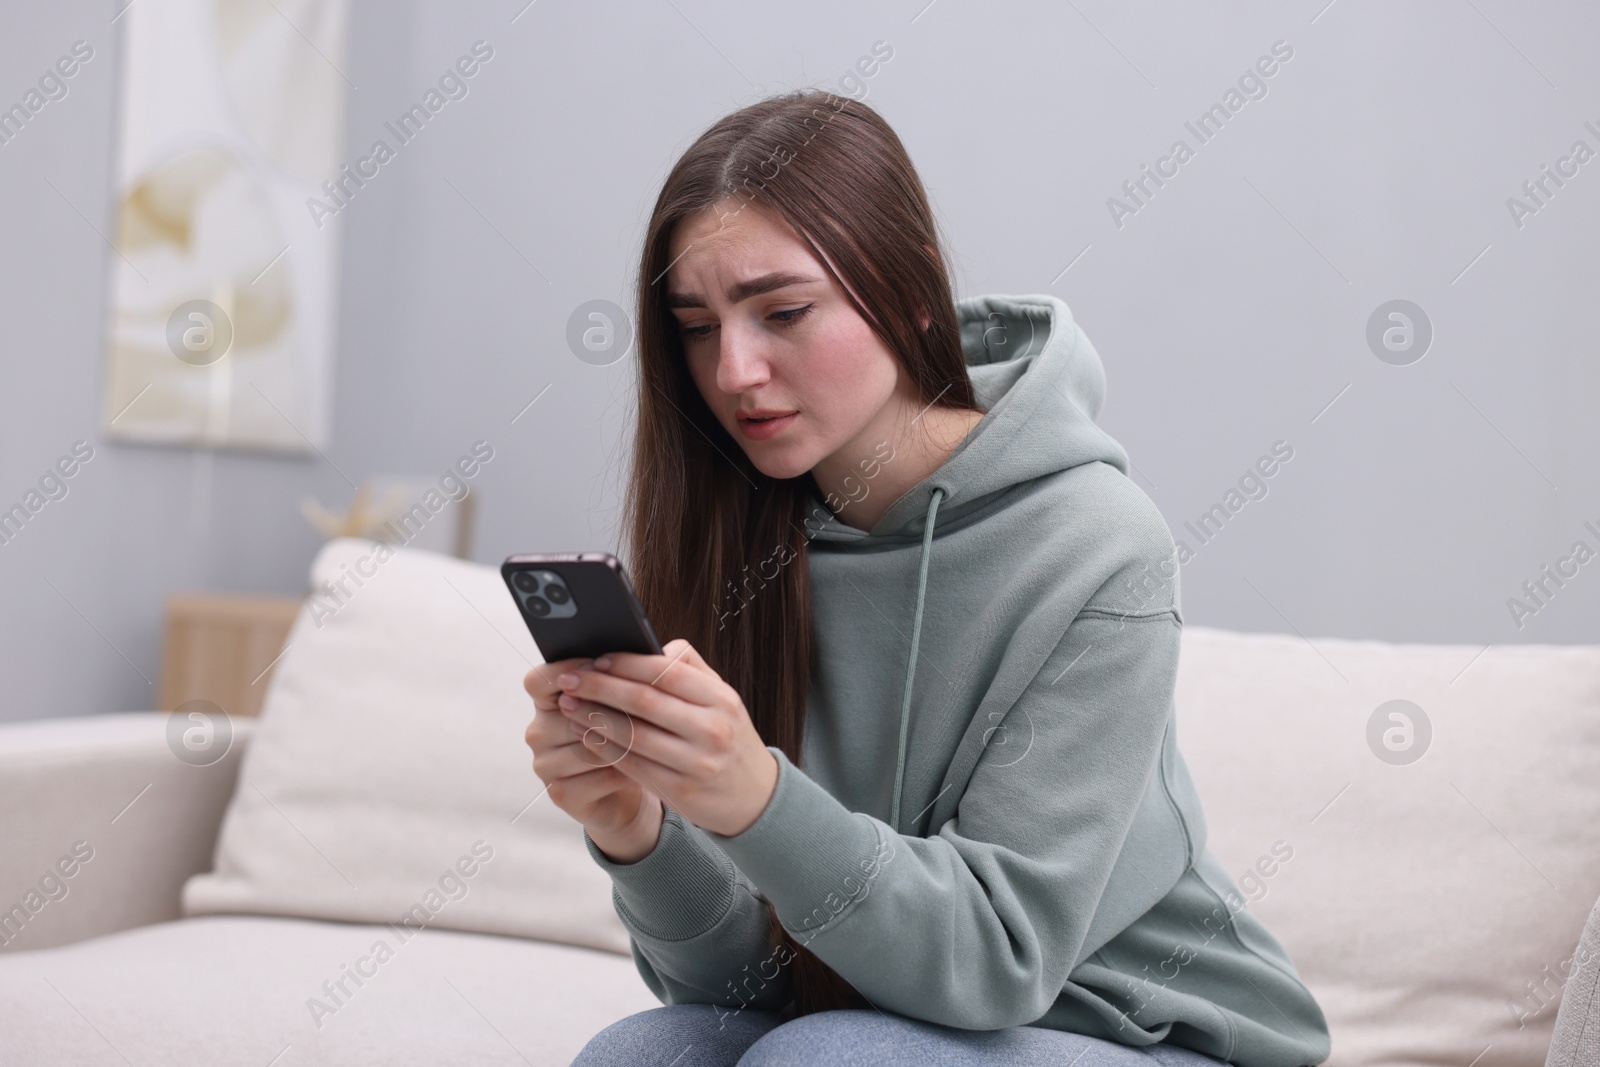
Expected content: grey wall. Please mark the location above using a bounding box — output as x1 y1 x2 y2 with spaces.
2 0 1596 724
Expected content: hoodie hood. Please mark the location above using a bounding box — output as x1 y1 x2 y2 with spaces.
803 293 1130 543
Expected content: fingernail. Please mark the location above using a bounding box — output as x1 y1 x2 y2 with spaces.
558 694 577 710
594 656 612 670
558 672 578 689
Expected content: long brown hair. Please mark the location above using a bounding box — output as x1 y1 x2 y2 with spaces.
621 89 979 1016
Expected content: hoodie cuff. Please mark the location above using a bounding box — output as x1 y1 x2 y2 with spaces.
702 746 884 936
583 806 738 942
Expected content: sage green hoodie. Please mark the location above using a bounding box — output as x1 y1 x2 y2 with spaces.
583 293 1331 1067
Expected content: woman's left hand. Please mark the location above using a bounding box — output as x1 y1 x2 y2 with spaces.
553 638 778 838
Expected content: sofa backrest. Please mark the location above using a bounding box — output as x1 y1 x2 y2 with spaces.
1173 626 1600 1067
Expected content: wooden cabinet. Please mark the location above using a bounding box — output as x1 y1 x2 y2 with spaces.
158 593 303 718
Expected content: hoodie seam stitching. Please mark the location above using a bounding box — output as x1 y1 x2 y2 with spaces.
1075 608 1180 624
1188 865 1315 1058
1156 721 1201 869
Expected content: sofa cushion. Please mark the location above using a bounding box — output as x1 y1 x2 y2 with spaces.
0 915 655 1066
182 538 631 956
1173 626 1600 1067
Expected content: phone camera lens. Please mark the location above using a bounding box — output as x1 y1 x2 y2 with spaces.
544 584 570 605
513 571 540 593
526 596 550 617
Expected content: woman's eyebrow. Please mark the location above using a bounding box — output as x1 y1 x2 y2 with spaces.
666 271 820 309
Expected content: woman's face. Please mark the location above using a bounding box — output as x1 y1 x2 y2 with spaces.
665 198 905 481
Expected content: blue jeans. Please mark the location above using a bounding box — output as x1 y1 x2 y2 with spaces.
571 1004 1233 1066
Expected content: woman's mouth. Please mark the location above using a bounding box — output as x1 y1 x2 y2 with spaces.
736 411 798 441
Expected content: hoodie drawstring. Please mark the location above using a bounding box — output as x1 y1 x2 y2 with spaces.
890 487 944 835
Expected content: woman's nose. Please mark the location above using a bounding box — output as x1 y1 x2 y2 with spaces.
716 331 771 393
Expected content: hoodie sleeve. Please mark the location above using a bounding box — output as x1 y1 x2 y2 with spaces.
700 604 1184 1031
582 805 792 1013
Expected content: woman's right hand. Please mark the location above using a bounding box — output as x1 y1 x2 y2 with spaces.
523 658 665 863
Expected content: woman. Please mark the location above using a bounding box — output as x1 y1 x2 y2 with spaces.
524 88 1331 1067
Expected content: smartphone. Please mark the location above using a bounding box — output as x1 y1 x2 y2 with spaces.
501 553 663 664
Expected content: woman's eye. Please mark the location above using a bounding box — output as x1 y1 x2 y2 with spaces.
679 304 810 339
770 304 813 325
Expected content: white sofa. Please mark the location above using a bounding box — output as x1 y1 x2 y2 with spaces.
1 537 1596 1067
